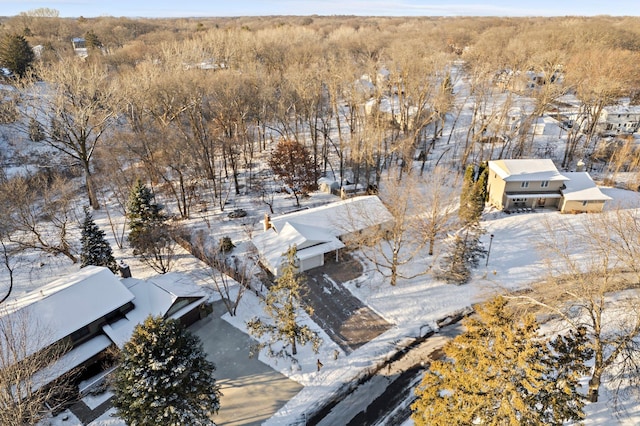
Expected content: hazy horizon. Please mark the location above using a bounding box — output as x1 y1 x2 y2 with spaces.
2 0 638 19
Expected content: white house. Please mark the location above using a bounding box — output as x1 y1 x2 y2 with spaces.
252 195 393 276
597 105 640 136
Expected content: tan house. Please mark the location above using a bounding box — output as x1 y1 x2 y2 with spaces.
487 159 611 213
559 172 612 213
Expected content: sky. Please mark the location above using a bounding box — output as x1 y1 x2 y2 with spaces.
1 0 639 18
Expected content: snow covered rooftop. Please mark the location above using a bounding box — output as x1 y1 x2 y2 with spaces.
253 222 346 275
0 266 134 359
103 273 207 347
254 196 391 275
561 172 612 201
489 159 569 182
268 195 393 236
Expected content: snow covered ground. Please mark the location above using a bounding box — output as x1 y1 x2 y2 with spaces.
29 183 640 426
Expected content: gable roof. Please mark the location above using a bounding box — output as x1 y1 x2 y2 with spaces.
252 222 345 275
268 195 393 236
253 196 392 275
489 159 569 182
560 172 612 201
102 273 207 347
0 266 134 359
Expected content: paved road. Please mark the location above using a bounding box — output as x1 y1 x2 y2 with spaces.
191 301 303 426
302 254 393 354
311 323 464 426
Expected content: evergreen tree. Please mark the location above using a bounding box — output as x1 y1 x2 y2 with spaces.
0 33 34 78
412 297 588 426
127 179 163 245
80 206 118 273
84 30 102 51
438 223 486 284
126 180 176 273
247 246 321 358
112 315 222 426
459 163 486 225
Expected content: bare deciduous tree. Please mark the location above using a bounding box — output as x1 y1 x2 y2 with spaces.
510 213 640 407
0 173 79 263
0 307 72 424
19 57 120 209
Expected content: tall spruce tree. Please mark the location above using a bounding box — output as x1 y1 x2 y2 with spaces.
126 180 176 273
80 207 118 273
0 33 34 78
412 296 589 426
247 246 321 358
112 315 222 425
440 163 487 284
126 179 163 245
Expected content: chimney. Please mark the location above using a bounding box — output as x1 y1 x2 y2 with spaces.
264 213 272 231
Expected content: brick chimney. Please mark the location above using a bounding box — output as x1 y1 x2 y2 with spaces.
264 213 272 231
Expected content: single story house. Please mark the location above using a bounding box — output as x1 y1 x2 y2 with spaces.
252 195 393 276
0 266 208 396
487 159 611 213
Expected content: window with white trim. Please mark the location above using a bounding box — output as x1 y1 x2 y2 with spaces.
541 181 549 188
521 181 529 188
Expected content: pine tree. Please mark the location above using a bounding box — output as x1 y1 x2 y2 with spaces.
247 246 321 358
80 206 118 273
112 315 222 426
126 179 163 245
438 223 486 285
412 297 588 426
0 33 34 78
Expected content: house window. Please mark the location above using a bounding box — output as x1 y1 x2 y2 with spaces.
541 181 549 188
582 200 588 206
521 181 529 188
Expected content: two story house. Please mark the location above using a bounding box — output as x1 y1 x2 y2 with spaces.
488 159 569 211
487 159 611 213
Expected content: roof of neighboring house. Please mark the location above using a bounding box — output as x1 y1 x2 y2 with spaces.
253 222 345 274
602 105 640 116
254 196 392 274
489 159 570 182
268 195 393 236
560 172 612 201
0 266 135 359
102 273 207 347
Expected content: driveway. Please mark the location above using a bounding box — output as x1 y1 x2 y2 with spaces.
302 253 393 354
191 300 303 425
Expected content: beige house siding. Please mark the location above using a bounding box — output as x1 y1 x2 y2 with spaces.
488 174 563 210
487 171 507 209
560 199 606 213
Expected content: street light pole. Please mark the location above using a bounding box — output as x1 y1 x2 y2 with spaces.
485 233 494 267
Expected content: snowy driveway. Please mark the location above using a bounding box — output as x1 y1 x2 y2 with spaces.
191 301 303 425
302 254 393 353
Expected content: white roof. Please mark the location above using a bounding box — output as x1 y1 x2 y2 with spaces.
103 273 207 347
489 159 569 182
0 266 134 359
268 195 393 237
255 196 391 275
253 222 346 275
561 172 612 201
